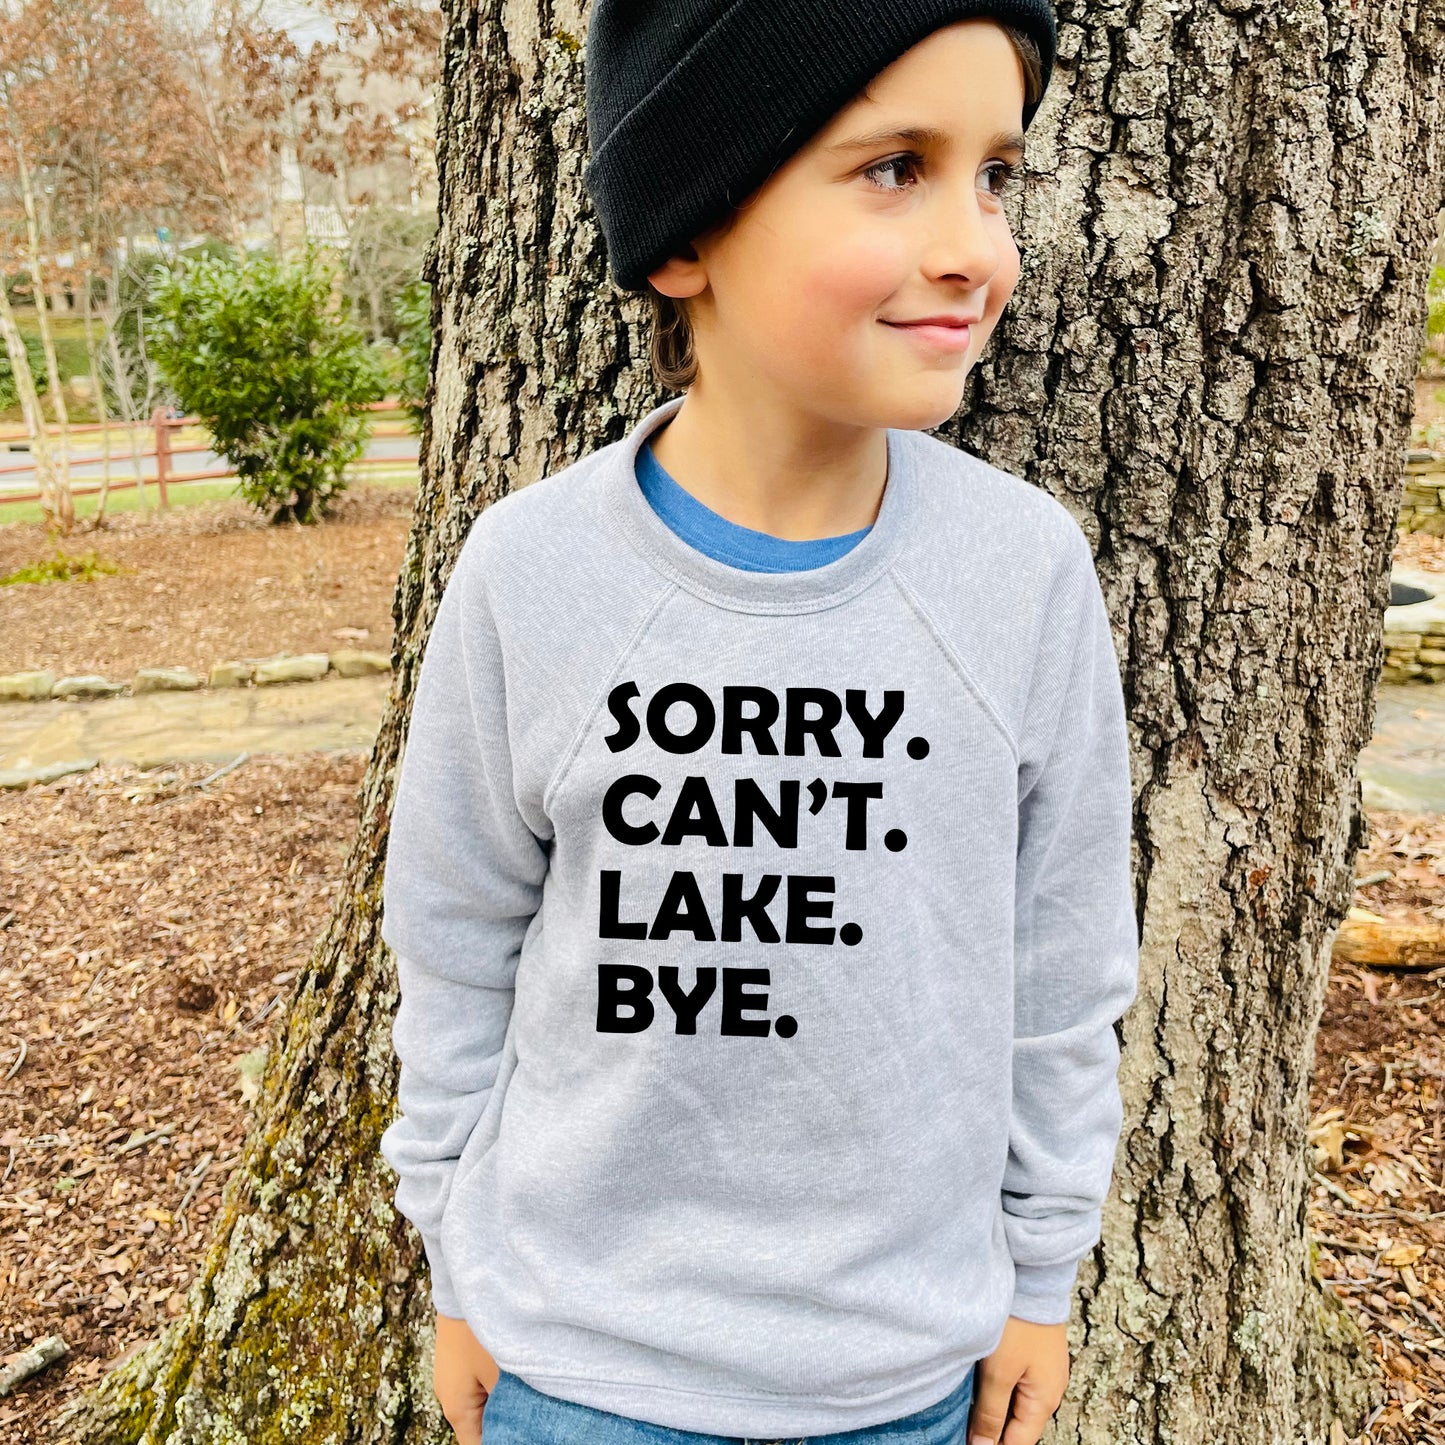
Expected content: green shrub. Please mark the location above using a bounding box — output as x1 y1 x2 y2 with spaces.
395 278 431 433
150 247 386 524
0 330 49 412
1426 263 1445 375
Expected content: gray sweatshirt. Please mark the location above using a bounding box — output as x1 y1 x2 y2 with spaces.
379 394 1139 1438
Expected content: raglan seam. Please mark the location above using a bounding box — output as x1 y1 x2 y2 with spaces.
1017 577 1097 808
887 568 1019 765
1012 532 1099 803
541 577 681 815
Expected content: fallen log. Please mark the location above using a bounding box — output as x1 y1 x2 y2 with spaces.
0 1334 68 1396
1332 907 1445 970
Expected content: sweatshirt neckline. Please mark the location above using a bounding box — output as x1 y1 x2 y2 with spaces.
604 395 916 615
636 437 873 572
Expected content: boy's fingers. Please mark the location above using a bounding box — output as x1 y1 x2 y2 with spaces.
966 1366 1016 1445
999 1384 1056 1445
440 1385 487 1445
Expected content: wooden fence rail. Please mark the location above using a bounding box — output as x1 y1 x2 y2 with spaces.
0 400 415 510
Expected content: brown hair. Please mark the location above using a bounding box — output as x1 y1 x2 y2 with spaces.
644 24 1044 393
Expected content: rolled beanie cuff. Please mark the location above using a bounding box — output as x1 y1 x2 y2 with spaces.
583 0 1056 292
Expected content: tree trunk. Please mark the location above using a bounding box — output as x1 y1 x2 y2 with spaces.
1 71 72 528
0 275 60 528
926 4 1444 1440
52 2 1445 1443
82 259 114 527
103 264 156 500
101 269 150 514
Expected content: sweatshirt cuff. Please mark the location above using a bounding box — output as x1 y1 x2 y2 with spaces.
420 1229 464 1319
1008 1258 1081 1325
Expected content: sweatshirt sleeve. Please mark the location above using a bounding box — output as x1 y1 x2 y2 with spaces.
378 531 549 1319
1002 530 1139 1326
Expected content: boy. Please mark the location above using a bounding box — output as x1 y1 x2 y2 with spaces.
379 3 1140 1444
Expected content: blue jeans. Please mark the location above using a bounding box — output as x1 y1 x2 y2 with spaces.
480 1363 977 1445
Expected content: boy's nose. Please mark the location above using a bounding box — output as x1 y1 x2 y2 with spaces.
915 195 1007 288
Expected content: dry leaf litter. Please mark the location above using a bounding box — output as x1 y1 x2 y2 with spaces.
1 752 366 1440
0 486 411 679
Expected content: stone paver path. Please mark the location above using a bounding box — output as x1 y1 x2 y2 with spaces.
0 673 1442 813
0 673 390 775
1362 682 1445 814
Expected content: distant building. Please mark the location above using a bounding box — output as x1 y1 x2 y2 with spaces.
267 44 438 256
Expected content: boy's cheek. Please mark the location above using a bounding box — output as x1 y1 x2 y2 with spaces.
799 216 1022 340
819 231 912 299
785 236 915 337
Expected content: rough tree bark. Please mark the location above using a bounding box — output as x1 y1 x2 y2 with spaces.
52 0 1445 1442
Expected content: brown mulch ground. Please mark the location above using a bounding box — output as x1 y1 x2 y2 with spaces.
0 486 413 680
0 764 1439 1439
1315 810 1445 1443
0 753 367 1443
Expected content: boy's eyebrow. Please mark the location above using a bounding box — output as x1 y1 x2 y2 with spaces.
827 125 1026 158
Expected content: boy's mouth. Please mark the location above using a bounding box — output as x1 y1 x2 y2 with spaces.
880 315 977 353
883 312 982 327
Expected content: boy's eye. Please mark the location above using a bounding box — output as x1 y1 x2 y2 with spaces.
982 160 1019 197
861 154 1020 197
861 153 924 191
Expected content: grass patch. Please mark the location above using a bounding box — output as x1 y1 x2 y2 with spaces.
0 478 238 528
0 310 94 423
1 549 125 586
15 309 91 380
0 466 417 528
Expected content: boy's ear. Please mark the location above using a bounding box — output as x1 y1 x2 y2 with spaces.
646 243 708 299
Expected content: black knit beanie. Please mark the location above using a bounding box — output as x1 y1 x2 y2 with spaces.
582 0 1057 294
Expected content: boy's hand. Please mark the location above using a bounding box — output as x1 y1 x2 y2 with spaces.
967 1316 1070 1445
434 1312 500 1445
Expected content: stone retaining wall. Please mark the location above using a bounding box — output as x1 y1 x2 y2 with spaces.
1384 566 1445 683
1402 450 1445 534
0 650 391 704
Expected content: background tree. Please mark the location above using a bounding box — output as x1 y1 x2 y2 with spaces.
53 2 1445 1443
393 275 430 430
313 0 444 81
165 0 300 246
0 1 73 523
0 268 59 524
343 203 435 343
0 0 275 529
37 0 227 520
151 246 385 524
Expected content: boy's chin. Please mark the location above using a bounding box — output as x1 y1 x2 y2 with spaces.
873 380 968 431
776 375 967 431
